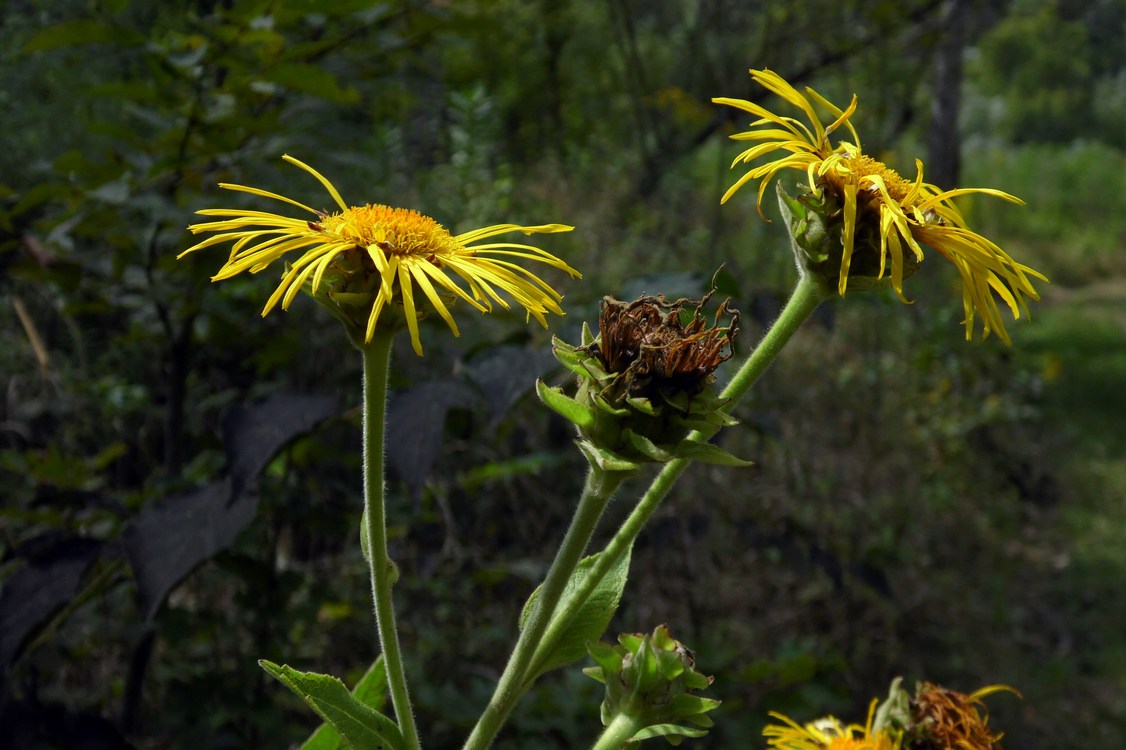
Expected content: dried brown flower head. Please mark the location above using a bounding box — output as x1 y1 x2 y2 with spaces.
909 682 1017 750
590 293 739 401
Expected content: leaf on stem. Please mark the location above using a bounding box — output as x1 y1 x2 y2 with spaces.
300 656 390 750
519 544 634 681
259 660 403 750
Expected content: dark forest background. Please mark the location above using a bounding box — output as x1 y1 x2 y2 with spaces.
2 0 1125 748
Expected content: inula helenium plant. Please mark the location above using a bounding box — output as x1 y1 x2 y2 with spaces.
180 67 1033 750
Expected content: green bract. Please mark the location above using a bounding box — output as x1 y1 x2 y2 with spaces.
584 625 720 746
777 180 921 294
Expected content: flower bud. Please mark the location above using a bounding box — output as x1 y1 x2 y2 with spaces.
585 625 720 745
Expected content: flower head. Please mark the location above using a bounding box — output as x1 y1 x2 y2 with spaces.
590 293 739 402
764 702 901 750
761 702 900 747
537 291 748 472
714 69 1046 344
908 682 1018 750
180 155 579 354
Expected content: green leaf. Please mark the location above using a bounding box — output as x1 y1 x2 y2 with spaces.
301 657 390 750
265 63 361 104
536 380 595 429
523 544 634 680
259 661 403 750
22 20 144 52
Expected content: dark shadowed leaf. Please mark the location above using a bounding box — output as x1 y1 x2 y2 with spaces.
266 63 361 103
123 480 257 622
0 537 101 667
463 345 558 425
386 380 479 500
0 698 136 749
223 392 338 500
21 20 145 52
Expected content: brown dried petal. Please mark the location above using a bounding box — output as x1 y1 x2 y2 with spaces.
590 293 739 399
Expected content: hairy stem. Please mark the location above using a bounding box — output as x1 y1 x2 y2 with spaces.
362 331 421 750
529 274 827 679
590 712 643 750
463 467 626 750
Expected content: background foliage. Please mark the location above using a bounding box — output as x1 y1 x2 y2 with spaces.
2 0 1124 748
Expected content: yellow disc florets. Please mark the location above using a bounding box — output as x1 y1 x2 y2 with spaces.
320 204 464 259
849 155 912 202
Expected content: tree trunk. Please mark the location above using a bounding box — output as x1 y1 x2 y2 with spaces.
928 0 965 190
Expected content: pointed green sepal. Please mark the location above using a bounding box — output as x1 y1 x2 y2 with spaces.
625 395 660 417
777 180 831 263
580 320 596 346
671 440 753 467
576 440 642 474
551 337 591 377
625 429 675 462
536 379 596 430
632 724 710 743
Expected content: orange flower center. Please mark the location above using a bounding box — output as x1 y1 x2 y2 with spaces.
320 204 463 257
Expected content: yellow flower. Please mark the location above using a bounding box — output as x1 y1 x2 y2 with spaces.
714 69 1046 344
761 702 900 747
180 155 580 355
764 702 901 750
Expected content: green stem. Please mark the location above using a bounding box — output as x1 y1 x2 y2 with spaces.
361 331 421 750
463 467 626 750
590 713 643 750
529 274 827 674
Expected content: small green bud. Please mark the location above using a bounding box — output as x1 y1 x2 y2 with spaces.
539 292 750 471
584 625 720 746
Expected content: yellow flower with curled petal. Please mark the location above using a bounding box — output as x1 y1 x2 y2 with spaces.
714 68 1046 344
180 155 580 354
764 700 901 750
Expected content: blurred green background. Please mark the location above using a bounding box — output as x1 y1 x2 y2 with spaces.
2 0 1124 748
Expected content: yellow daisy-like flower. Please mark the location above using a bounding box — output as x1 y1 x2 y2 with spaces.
764 701 901 750
180 155 580 355
714 68 1046 344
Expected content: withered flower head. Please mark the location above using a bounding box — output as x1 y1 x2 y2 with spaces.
591 292 739 401
536 288 749 472
908 682 1018 750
